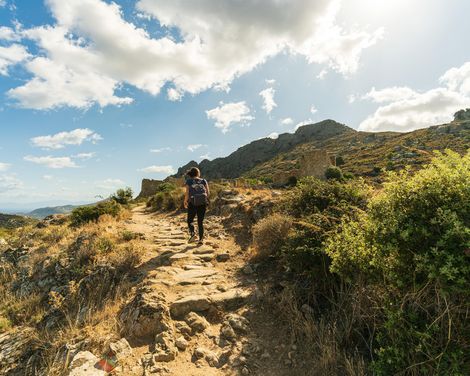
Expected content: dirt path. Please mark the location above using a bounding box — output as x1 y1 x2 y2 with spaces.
108 206 302 376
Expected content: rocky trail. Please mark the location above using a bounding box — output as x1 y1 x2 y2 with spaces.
69 206 303 376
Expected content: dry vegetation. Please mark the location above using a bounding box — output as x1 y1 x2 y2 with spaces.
0 201 146 375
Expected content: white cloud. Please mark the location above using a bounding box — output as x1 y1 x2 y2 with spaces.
0 174 23 193
24 155 78 169
0 1 6 8
0 162 10 171
265 79 276 85
199 153 211 160
206 101 254 133
0 26 19 41
73 152 96 160
150 147 172 153
42 175 53 180
187 144 203 152
167 88 183 101
359 61 470 132
348 94 357 104
317 69 328 79
280 117 294 126
96 178 125 190
259 87 277 114
310 105 318 114
267 132 279 139
295 119 314 131
0 44 29 75
31 128 102 150
138 165 175 174
362 86 418 103
5 0 381 109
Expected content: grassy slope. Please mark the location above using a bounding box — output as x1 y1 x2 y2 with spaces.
244 120 470 181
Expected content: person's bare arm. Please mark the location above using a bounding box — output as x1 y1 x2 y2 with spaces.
205 181 210 197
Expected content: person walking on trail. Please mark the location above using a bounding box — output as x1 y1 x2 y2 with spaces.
184 167 209 245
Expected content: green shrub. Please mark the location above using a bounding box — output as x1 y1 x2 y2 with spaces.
252 213 293 259
327 150 470 289
70 201 121 226
110 187 133 205
325 150 470 375
120 230 137 241
148 186 185 212
325 165 343 180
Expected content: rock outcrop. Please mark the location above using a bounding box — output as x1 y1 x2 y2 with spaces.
174 120 351 179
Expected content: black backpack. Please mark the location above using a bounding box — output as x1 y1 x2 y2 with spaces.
188 178 208 206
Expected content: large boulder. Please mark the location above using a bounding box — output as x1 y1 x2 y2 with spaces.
119 287 172 338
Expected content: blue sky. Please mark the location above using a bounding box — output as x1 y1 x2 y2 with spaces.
1 0 470 209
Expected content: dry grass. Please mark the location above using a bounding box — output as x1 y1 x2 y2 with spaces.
252 213 293 259
262 285 369 376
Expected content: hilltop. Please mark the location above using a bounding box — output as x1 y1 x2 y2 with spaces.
171 117 469 185
27 205 81 220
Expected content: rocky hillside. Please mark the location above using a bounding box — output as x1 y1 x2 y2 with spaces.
174 120 352 179
27 205 79 220
0 213 36 229
173 116 470 183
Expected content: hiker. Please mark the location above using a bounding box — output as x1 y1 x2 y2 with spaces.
184 167 209 245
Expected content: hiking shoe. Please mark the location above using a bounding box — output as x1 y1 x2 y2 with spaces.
198 238 204 245
188 232 196 243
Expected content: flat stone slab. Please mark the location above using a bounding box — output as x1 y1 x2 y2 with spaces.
210 289 251 310
176 269 217 280
170 295 211 317
193 246 215 255
183 264 206 270
197 254 214 262
169 253 190 261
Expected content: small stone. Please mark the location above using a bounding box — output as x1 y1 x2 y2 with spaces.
216 253 230 262
185 312 209 333
220 322 236 341
242 265 254 275
174 321 192 336
226 314 249 333
175 336 188 351
241 366 250 375
205 351 219 367
194 347 206 359
170 295 211 317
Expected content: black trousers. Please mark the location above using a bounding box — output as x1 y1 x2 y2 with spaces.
187 203 206 239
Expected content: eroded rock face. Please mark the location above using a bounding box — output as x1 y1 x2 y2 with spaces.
0 327 35 375
153 331 178 362
119 287 172 338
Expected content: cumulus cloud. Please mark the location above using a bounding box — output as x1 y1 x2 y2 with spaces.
0 1 6 8
0 44 29 75
138 165 175 174
5 0 381 109
0 26 19 41
0 162 10 171
317 69 328 79
206 101 254 133
295 119 314 131
187 144 203 152
267 132 279 139
73 152 96 160
362 86 418 103
96 178 125 190
280 117 294 126
259 87 277 114
359 61 470 132
150 147 172 153
24 155 78 168
0 174 23 193
31 128 102 149
310 105 318 114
